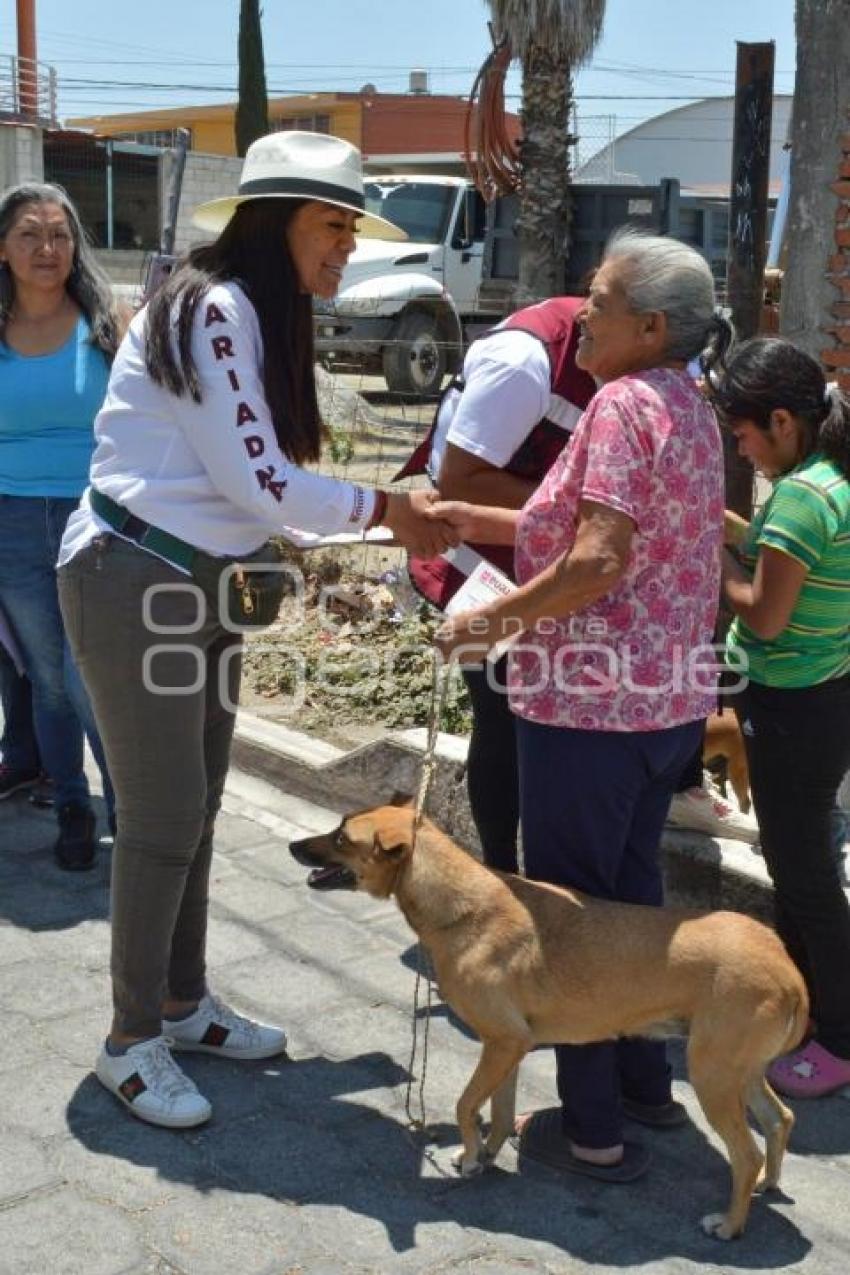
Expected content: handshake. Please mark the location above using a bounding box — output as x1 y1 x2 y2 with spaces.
380 489 516 558
379 490 524 667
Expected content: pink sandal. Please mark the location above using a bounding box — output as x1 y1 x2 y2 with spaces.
767 1040 850 1098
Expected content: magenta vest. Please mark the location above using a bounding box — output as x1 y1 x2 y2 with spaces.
395 297 596 610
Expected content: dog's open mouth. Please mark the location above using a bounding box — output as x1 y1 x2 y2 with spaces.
289 832 358 890
306 864 357 891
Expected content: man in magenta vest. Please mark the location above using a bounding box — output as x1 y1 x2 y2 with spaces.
397 298 596 872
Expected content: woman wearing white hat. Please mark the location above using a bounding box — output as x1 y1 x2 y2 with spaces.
55 131 458 1129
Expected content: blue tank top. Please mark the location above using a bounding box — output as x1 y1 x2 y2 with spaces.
0 316 110 497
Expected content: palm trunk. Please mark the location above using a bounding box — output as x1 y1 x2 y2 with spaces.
781 0 850 360
515 44 573 306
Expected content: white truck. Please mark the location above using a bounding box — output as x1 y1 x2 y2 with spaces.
313 175 496 398
313 173 698 397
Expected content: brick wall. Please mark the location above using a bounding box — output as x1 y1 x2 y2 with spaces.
362 94 520 159
823 122 850 391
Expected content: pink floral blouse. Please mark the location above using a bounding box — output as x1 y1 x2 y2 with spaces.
508 367 724 731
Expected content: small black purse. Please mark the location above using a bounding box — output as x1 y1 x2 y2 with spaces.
193 540 287 630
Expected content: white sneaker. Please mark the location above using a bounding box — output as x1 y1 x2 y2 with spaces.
163 993 288 1060
666 782 760 844
95 1035 212 1128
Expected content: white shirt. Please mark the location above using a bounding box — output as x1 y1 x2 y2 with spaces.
427 328 552 481
59 282 376 565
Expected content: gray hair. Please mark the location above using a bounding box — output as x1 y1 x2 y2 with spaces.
602 227 725 363
0 181 119 361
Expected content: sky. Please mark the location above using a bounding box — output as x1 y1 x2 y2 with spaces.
1 0 796 142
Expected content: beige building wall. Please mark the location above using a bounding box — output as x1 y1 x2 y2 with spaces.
69 96 364 158
0 122 44 187
190 116 236 156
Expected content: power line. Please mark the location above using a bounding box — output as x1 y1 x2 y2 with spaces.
5 35 797 82
18 55 799 78
56 87 764 104
52 71 781 102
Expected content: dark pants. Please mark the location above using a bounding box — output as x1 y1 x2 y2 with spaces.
736 674 850 1058
517 714 702 1148
675 737 703 791
0 646 39 773
59 535 241 1039
461 655 519 873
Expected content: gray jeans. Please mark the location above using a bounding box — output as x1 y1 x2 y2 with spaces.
58 534 241 1038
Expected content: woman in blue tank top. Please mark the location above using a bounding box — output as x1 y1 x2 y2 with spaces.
0 181 121 869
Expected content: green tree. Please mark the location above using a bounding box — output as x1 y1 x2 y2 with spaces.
235 0 269 158
487 0 606 304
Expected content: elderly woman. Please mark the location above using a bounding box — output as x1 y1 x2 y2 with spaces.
436 229 729 1182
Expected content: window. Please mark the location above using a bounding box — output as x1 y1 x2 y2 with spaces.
271 114 330 134
451 189 486 246
364 181 456 245
112 129 192 149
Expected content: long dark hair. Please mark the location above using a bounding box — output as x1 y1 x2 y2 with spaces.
707 337 850 481
144 198 321 465
0 181 119 361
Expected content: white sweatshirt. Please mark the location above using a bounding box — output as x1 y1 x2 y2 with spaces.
59 281 375 565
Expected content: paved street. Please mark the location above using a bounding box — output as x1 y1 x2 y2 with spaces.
1 758 849 1274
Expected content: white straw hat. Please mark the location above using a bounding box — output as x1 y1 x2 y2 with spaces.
192 130 406 241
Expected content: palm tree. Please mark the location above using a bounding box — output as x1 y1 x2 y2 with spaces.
781 0 850 364
487 0 606 305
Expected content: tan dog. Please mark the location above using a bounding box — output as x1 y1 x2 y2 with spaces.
290 800 808 1240
704 711 751 813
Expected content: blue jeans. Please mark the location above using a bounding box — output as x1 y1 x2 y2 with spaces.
0 643 39 772
517 714 703 1148
0 496 112 814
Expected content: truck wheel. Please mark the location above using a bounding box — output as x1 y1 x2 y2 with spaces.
382 309 448 399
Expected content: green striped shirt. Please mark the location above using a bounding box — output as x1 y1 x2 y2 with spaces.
726 453 850 687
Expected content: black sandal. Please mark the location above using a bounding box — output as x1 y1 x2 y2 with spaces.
516 1108 651 1183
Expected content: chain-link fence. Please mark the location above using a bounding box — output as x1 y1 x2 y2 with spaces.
574 114 629 181
43 133 160 252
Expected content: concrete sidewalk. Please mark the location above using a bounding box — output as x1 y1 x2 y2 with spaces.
1 729 849 1273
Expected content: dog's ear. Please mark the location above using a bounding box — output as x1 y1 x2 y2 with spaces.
387 792 414 809
372 832 408 861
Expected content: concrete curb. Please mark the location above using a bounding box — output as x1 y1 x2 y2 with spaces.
232 710 776 921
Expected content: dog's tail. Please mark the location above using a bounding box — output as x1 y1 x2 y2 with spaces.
778 984 810 1059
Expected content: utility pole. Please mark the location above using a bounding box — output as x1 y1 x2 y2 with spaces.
725 41 775 517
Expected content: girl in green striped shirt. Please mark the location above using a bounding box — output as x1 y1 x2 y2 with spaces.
711 337 850 1100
